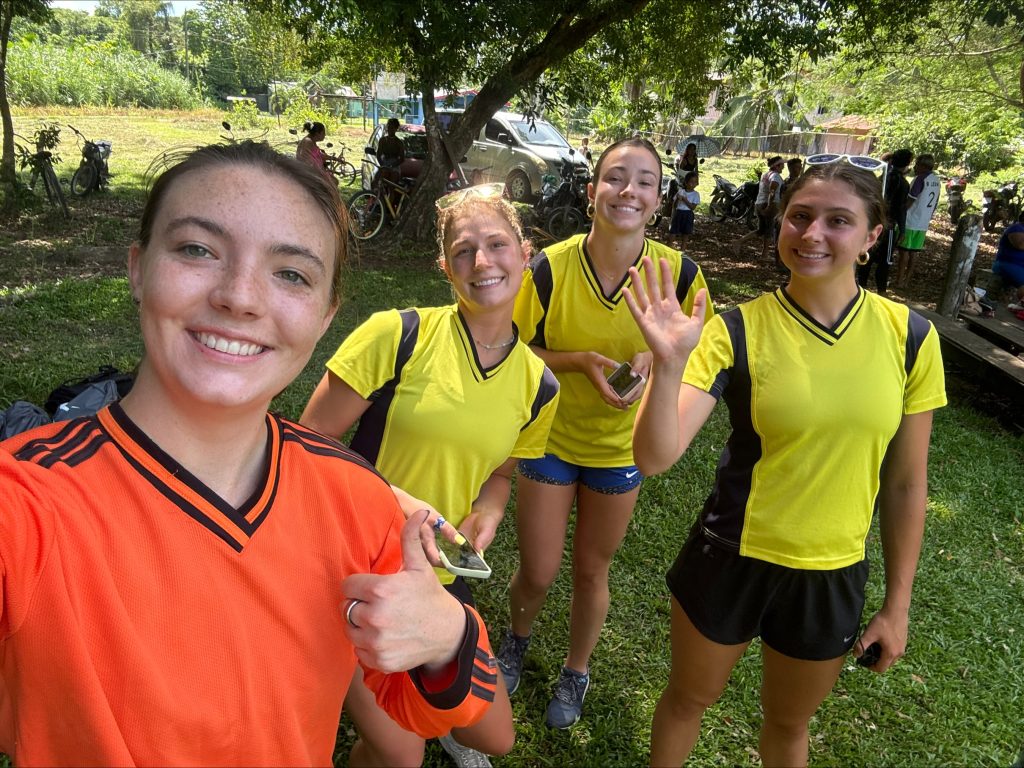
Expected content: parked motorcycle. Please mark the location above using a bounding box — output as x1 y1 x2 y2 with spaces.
535 151 590 238
708 173 759 230
67 124 112 196
945 175 969 224
981 178 1024 231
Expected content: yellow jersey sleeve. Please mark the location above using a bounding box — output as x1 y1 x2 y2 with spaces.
508 368 559 459
325 310 403 399
905 322 947 414
682 313 735 397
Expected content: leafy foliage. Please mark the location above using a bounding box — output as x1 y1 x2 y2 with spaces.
7 40 201 109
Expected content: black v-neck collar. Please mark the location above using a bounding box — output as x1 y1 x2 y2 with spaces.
453 307 518 382
579 237 649 308
99 403 280 552
773 286 866 346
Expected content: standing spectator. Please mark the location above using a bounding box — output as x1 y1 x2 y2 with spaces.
895 154 941 288
576 136 593 167
675 142 700 174
295 121 334 185
736 156 785 262
859 148 913 296
669 171 700 250
782 157 803 193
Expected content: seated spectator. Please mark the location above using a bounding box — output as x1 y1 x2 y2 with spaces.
993 211 1024 307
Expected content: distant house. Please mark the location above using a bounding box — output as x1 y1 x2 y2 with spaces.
812 115 878 155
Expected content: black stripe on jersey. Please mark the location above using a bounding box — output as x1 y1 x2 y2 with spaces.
470 682 497 703
41 429 108 469
409 605 480 710
522 367 559 431
351 309 420 466
701 309 760 548
116 444 245 552
529 251 553 349
905 310 932 375
472 663 498 687
278 419 387 485
675 257 699 304
14 417 98 463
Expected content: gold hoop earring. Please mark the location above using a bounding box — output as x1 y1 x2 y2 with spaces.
856 251 870 266
647 211 658 227
586 202 595 219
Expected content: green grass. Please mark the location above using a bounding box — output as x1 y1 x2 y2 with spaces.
2 261 1021 768
2 108 1022 767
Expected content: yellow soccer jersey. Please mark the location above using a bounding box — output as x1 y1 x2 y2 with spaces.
326 305 559 583
683 287 947 570
515 235 713 467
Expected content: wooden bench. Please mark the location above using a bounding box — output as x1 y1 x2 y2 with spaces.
912 304 1024 401
958 304 1024 355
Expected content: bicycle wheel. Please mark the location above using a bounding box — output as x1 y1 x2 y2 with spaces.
348 192 386 240
546 206 585 239
71 164 97 197
42 163 69 217
336 161 358 186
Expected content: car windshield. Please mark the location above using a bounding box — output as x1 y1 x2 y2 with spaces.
401 131 427 159
508 119 569 148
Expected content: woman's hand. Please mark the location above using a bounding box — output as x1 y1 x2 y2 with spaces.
618 350 653 406
458 506 504 553
854 604 910 674
623 256 707 367
578 350 631 410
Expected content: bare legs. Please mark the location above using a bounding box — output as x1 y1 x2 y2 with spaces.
650 599 845 768
895 248 916 288
508 477 639 675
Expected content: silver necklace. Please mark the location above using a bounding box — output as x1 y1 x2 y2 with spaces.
475 334 516 350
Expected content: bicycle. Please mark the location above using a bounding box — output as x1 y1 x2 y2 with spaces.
347 155 415 240
14 126 69 218
324 143 358 186
67 124 113 197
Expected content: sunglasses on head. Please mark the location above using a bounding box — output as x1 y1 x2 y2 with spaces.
805 154 888 196
436 182 507 210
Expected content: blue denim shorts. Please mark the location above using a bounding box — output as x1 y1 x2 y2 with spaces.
518 453 643 495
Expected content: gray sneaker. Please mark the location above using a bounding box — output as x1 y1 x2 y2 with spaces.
438 733 492 768
545 666 590 729
495 628 530 695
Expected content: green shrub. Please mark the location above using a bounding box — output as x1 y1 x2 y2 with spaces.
8 39 202 110
281 89 338 134
228 98 263 129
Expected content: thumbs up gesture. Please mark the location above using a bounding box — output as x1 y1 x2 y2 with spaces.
342 509 466 673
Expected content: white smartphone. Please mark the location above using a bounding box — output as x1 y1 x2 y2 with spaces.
606 362 646 399
437 535 492 579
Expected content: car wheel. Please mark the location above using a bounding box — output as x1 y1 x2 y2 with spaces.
506 170 532 203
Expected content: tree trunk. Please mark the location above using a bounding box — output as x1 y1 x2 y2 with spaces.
384 0 652 246
0 1 18 199
938 213 982 317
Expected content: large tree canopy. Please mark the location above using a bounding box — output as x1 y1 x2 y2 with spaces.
256 1 931 239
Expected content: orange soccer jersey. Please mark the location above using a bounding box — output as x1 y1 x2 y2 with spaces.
0 404 495 767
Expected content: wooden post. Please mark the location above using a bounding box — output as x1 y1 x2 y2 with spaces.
937 213 982 317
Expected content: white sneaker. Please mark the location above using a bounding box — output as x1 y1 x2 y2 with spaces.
438 733 493 768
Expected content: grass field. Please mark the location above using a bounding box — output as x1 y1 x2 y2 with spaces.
1 109 1023 767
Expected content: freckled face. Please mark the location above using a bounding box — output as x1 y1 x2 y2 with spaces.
128 165 338 413
777 178 882 284
589 145 661 234
442 207 527 315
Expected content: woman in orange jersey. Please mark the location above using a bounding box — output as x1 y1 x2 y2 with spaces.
0 141 494 766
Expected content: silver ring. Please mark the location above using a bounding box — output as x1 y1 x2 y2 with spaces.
345 598 364 629
433 515 446 532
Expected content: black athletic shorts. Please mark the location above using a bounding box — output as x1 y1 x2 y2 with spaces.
666 525 869 661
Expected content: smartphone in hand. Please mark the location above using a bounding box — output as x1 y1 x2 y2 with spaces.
606 362 645 399
856 641 881 667
437 535 492 579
